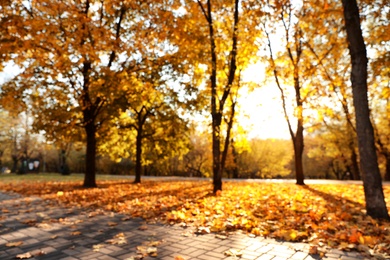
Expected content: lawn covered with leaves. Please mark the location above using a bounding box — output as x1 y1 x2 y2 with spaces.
0 174 389 257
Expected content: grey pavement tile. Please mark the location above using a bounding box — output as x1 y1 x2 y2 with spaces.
107 249 130 257
5 247 24 255
203 250 228 259
62 248 80 256
198 253 226 260
156 249 176 258
241 253 260 260
273 256 293 260
97 255 119 260
179 246 200 255
255 254 275 260
193 242 221 251
79 251 105 259
255 244 274 254
188 249 207 258
213 245 232 253
267 249 295 258
290 251 310 259
160 244 186 253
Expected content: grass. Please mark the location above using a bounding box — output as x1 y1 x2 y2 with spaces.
0 173 132 183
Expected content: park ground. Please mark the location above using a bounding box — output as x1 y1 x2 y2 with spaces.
0 174 389 259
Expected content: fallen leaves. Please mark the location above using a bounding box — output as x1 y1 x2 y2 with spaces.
136 240 162 257
107 233 127 245
0 179 389 257
15 250 45 259
6 241 23 247
15 252 32 259
224 248 243 257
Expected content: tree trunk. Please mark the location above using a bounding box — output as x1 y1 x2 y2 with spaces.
134 127 142 184
231 139 239 179
83 123 97 187
342 0 389 219
11 155 18 173
198 0 239 193
349 146 360 180
384 156 390 181
293 61 305 185
293 126 305 185
212 114 222 193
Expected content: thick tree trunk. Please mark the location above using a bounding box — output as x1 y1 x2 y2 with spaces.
342 0 389 219
83 123 97 187
81 62 97 187
384 156 390 181
134 128 142 184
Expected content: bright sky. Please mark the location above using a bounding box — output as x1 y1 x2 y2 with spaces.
240 64 291 140
0 61 291 140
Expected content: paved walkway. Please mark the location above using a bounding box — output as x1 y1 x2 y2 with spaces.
0 191 372 260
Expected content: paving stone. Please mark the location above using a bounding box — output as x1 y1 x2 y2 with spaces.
267 249 295 258
188 249 207 257
256 254 275 260
198 254 224 260
255 244 274 254
290 251 309 259
203 250 228 259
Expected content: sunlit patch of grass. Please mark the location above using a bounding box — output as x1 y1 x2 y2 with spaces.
0 173 131 183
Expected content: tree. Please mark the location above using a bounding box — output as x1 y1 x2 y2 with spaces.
1 0 177 187
261 0 308 185
365 0 390 181
301 0 360 180
100 65 191 182
341 0 389 219
189 0 259 192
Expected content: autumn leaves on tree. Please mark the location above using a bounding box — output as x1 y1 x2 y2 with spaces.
0 0 389 219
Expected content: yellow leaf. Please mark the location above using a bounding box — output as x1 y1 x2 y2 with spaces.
15 252 32 259
224 249 243 257
6 241 23 247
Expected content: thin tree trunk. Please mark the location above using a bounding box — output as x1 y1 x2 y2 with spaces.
212 116 223 193
198 0 239 193
342 0 389 219
349 145 360 180
294 128 305 185
83 123 97 187
263 15 305 186
134 127 142 183
231 139 239 179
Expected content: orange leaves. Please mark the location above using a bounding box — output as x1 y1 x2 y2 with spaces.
1 179 390 256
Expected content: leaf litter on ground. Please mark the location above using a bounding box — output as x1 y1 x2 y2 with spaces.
0 179 389 257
